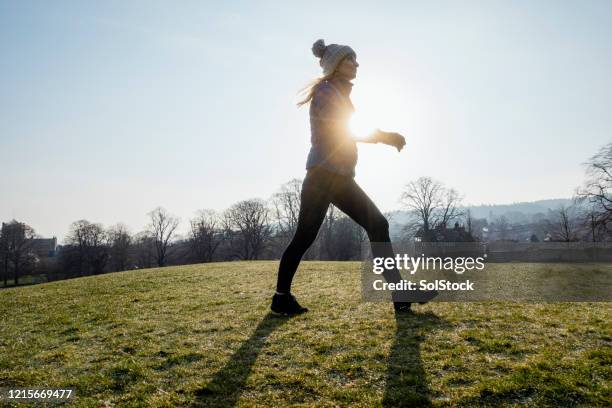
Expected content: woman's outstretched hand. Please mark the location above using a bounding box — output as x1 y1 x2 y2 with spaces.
376 129 406 152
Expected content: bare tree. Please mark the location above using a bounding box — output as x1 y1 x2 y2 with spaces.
494 215 510 240
332 214 364 260
320 205 338 260
578 202 608 242
440 188 463 228
223 199 272 260
575 142 612 236
65 220 109 275
399 177 464 241
87 226 109 275
108 223 132 272
270 178 302 245
553 204 578 242
383 211 398 241
133 231 156 269
147 207 180 267
0 228 8 286
65 220 89 275
189 209 222 263
0 220 36 285
465 209 473 236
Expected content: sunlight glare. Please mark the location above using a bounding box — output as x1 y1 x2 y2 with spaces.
348 77 411 140
349 112 377 139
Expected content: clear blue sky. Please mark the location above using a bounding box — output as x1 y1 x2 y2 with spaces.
1 0 611 241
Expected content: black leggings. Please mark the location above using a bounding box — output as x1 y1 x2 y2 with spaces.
276 166 402 294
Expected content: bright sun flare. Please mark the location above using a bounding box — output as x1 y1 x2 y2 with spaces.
349 112 378 139
347 78 409 140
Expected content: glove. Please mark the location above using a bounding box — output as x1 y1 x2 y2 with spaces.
376 129 406 152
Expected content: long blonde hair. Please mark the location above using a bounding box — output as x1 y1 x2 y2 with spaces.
295 72 337 107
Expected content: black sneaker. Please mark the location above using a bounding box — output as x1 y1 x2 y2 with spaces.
393 302 412 314
271 293 309 316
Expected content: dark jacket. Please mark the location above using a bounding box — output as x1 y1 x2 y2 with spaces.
305 78 358 177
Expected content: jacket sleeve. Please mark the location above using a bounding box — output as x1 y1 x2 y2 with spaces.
355 129 383 144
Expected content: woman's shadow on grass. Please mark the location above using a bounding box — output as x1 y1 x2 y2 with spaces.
192 312 289 407
382 311 450 407
192 309 449 407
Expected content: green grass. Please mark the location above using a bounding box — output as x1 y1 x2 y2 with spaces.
0 261 610 407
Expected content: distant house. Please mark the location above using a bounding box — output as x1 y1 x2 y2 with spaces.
30 237 58 257
414 222 476 242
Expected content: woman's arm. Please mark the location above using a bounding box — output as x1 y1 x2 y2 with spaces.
355 129 383 144
311 83 405 152
356 128 407 152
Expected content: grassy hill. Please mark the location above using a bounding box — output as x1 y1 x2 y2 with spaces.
1 261 610 407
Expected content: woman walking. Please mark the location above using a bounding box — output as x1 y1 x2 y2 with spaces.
272 39 420 316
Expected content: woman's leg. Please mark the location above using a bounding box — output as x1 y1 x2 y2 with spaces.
275 170 332 294
329 177 393 244
329 177 404 291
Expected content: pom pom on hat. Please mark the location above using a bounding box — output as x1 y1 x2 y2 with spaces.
312 39 327 58
311 39 356 76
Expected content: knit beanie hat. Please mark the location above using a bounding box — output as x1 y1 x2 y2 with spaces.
312 39 356 76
